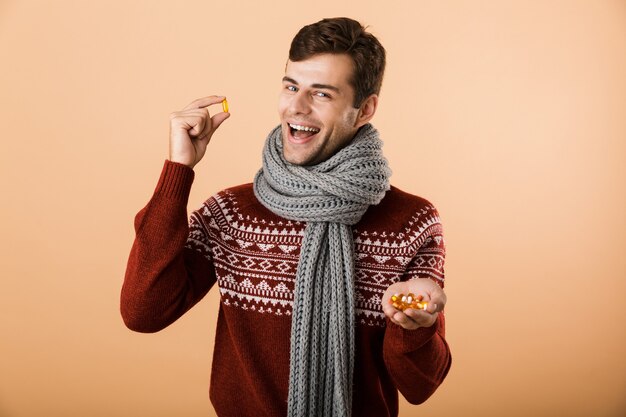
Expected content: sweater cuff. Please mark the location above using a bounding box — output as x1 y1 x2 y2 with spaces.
385 315 440 354
154 159 195 201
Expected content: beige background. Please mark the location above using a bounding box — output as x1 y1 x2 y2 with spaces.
1 0 625 416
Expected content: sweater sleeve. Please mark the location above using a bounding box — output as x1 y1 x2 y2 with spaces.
120 159 217 333
382 209 452 404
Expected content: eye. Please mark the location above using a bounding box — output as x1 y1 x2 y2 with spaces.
315 91 330 98
286 85 297 92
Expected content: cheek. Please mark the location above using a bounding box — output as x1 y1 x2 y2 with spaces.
328 112 354 135
343 108 358 126
278 95 289 115
317 107 339 128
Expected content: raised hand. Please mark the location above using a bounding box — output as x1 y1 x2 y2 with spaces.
168 95 230 168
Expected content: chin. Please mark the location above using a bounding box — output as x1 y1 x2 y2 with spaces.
283 151 309 166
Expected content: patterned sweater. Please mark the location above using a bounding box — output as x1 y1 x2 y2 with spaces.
121 160 451 417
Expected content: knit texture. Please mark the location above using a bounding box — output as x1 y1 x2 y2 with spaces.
253 124 391 417
122 158 452 416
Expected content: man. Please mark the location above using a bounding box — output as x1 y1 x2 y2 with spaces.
121 17 451 417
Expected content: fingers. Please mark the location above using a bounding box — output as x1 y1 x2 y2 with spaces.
183 95 227 111
383 300 424 330
406 277 446 314
210 111 231 132
425 302 441 314
381 294 397 317
197 112 231 141
381 280 445 330
426 291 447 314
389 310 417 329
193 99 231 140
404 308 437 327
382 292 410 328
384 300 438 330
185 110 209 136
389 309 438 330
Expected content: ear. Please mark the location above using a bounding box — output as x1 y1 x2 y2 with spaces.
354 94 379 129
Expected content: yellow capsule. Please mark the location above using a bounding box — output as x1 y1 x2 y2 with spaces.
222 98 229 113
415 301 428 310
390 293 432 312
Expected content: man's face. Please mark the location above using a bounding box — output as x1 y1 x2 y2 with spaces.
278 53 362 166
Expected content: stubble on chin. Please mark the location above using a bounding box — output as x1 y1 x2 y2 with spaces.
283 148 312 166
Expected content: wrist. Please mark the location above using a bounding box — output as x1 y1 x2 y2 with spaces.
168 158 195 170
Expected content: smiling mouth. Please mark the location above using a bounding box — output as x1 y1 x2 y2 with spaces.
288 123 321 141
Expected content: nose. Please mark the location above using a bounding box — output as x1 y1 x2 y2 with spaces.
288 90 311 115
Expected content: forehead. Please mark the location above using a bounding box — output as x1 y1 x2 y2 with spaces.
284 53 354 87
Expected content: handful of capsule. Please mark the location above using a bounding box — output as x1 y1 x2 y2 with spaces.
390 293 428 311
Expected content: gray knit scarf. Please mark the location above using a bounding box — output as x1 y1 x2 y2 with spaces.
253 123 391 417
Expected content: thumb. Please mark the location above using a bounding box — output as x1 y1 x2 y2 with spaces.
211 111 231 131
426 292 446 314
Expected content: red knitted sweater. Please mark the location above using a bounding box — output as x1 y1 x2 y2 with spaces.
121 160 451 417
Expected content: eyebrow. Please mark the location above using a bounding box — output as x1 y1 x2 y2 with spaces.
282 76 341 94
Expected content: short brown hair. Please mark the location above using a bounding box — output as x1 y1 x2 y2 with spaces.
288 17 386 108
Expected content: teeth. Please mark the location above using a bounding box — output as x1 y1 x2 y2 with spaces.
289 123 320 133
